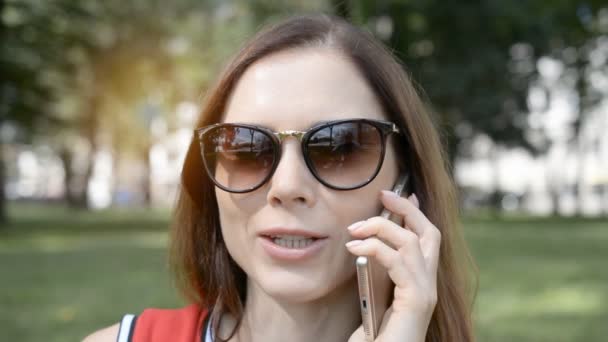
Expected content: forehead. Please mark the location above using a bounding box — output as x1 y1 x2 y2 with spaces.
222 47 386 131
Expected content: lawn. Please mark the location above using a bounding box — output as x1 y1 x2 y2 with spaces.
1 204 606 341
465 215 608 341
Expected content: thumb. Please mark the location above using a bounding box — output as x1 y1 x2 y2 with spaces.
348 324 366 342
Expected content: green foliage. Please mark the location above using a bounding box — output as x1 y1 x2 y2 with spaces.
0 0 81 140
2 0 607 152
346 0 607 158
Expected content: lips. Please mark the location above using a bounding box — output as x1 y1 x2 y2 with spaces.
258 227 328 239
257 227 329 261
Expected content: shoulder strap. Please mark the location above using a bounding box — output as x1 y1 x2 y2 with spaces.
130 304 208 342
117 314 137 342
201 308 212 342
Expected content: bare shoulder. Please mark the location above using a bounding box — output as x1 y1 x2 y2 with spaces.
81 323 120 342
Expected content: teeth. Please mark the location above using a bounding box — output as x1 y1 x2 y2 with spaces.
271 234 317 240
273 237 316 249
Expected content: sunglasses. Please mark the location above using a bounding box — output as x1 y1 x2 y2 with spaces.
195 118 401 193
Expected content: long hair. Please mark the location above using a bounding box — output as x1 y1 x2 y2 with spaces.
169 14 477 342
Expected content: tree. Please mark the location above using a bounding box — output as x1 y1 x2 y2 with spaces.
340 0 606 213
0 0 84 222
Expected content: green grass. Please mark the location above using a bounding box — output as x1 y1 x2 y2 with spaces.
0 203 181 342
465 215 608 341
1 203 606 341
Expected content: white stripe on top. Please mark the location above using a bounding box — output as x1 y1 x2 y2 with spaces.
116 312 213 342
117 314 135 342
204 315 213 342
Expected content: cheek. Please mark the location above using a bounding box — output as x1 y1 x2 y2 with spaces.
328 161 398 234
215 190 252 266
328 190 384 235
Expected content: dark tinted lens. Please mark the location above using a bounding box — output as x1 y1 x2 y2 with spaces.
306 121 383 188
201 125 275 191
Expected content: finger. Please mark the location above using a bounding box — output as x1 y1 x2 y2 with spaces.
425 228 441 278
380 191 442 274
379 191 431 237
347 216 420 251
411 193 420 208
345 237 418 288
347 325 364 342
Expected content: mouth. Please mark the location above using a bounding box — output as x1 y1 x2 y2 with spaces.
262 234 323 249
258 229 329 261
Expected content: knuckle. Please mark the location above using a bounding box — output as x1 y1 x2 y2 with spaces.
366 217 382 232
402 229 418 244
433 228 442 244
369 216 384 223
388 251 403 268
368 237 382 249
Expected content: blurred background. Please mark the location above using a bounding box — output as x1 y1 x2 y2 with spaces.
1 0 607 341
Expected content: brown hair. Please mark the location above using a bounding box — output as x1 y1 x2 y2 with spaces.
170 13 477 342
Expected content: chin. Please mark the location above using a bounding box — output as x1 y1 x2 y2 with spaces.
253 266 356 303
256 270 327 302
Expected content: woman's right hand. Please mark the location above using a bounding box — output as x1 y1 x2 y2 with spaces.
346 192 441 342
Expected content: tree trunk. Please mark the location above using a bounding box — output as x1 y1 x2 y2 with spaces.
141 145 151 207
603 183 608 217
59 146 77 207
575 128 586 216
0 142 7 224
69 93 101 210
548 183 561 216
573 58 589 217
489 145 503 216
0 1 7 224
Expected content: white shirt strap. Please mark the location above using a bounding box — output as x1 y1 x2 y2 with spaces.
117 314 136 342
204 314 213 342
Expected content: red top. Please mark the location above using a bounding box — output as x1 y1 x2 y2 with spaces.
130 304 209 342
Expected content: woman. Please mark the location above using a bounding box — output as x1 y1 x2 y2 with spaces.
84 14 477 342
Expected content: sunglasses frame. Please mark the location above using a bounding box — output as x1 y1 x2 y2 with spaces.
194 118 401 193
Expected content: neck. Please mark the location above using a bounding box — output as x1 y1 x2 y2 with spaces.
216 276 361 342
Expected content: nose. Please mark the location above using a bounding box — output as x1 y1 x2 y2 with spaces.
266 138 316 208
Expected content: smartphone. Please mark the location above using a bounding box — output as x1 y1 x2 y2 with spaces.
355 172 410 341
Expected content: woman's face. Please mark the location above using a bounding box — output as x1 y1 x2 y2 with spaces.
216 47 400 303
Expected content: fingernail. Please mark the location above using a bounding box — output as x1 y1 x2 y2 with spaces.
345 240 363 248
381 190 399 198
347 221 365 231
411 193 420 208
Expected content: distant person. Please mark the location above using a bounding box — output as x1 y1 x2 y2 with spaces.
84 14 476 342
